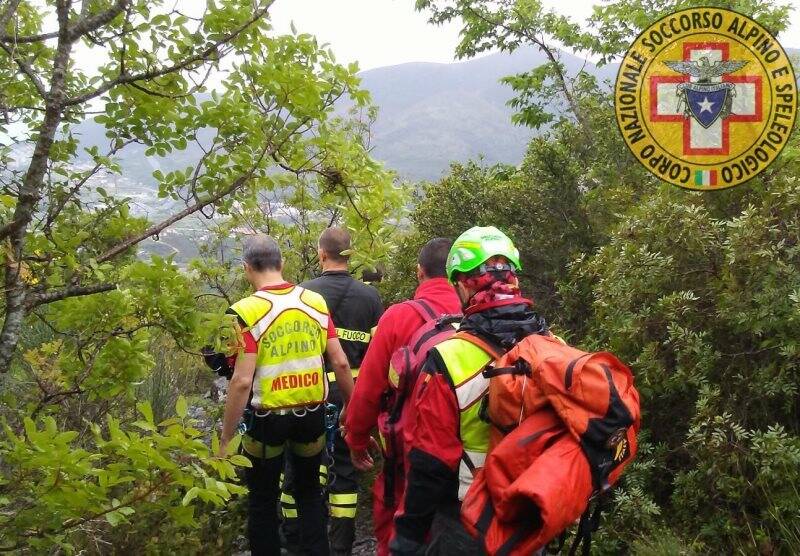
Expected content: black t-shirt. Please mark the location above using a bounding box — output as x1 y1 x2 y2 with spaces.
301 270 383 370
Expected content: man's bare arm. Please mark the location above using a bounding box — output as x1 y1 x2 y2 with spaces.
220 352 256 454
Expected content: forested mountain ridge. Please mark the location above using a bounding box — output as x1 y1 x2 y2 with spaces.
69 44 798 187
359 47 618 180
67 47 618 186
68 45 799 187
53 47 619 264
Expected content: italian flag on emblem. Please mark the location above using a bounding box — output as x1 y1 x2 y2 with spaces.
694 169 717 187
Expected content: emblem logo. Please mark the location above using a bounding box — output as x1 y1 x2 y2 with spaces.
606 428 630 463
615 8 797 190
667 58 747 128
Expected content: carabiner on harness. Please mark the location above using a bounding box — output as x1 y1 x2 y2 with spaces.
237 407 254 435
325 403 340 454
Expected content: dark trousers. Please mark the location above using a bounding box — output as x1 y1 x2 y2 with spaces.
282 384 359 555
326 418 359 555
389 500 484 556
245 408 329 556
425 502 485 556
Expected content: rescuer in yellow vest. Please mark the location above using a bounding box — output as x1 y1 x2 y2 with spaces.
390 227 549 555
219 234 355 556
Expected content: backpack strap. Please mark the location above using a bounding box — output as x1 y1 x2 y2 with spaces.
567 491 608 556
483 359 531 378
472 498 542 556
383 435 401 508
329 276 355 319
380 299 438 508
406 298 438 323
461 451 477 474
475 500 495 538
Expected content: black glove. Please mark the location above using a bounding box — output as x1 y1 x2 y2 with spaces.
202 346 233 379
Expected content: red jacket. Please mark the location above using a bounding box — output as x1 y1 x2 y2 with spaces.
345 277 461 452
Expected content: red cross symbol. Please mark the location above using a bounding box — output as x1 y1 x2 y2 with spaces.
649 42 762 156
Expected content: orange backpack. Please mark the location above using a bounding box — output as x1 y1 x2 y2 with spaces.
461 333 641 555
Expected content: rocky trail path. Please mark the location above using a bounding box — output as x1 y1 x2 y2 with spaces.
351 470 379 556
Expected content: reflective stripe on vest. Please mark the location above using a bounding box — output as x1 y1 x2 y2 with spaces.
460 450 486 501
231 286 329 410
433 337 493 500
337 327 371 343
249 289 329 340
435 337 493 452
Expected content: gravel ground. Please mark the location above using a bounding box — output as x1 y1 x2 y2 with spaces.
351 464 380 556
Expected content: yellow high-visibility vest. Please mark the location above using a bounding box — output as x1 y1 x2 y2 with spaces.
230 285 330 410
432 336 493 500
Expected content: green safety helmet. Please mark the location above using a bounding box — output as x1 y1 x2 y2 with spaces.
446 226 521 282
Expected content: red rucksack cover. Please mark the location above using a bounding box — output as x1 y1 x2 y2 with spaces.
461 334 641 555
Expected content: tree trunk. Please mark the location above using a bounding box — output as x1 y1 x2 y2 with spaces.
0 5 72 373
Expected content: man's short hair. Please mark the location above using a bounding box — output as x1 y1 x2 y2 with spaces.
418 237 452 279
242 234 282 272
318 227 351 264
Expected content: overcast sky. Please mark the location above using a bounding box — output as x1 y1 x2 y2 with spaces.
269 0 800 71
